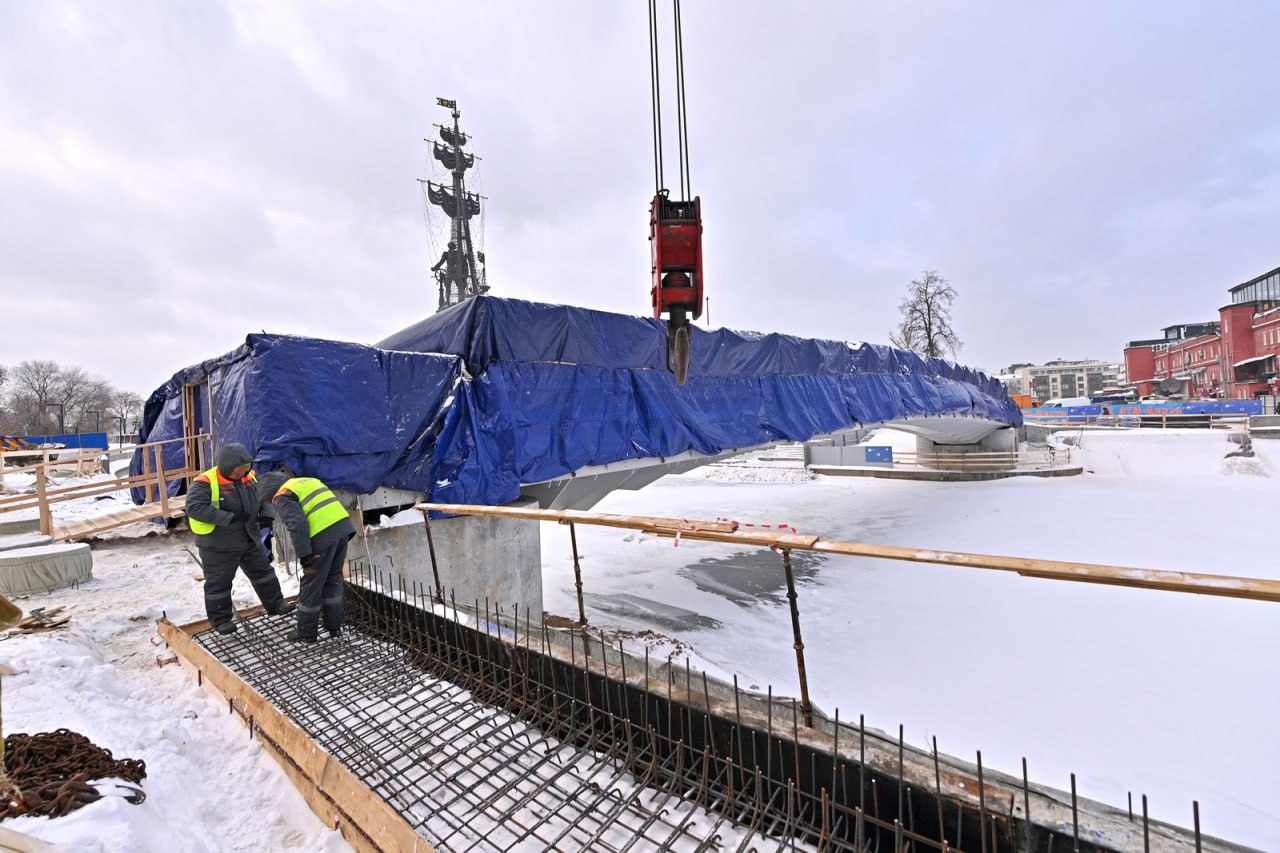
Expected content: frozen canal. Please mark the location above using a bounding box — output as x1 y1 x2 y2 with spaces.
541 429 1280 851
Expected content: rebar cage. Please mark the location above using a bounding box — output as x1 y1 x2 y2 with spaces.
191 562 1203 853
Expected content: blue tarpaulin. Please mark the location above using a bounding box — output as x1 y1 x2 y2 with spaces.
135 297 1020 507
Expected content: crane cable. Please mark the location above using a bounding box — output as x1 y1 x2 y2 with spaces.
648 0 691 198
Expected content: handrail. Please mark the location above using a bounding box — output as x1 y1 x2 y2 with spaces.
1022 411 1246 429
0 434 212 536
415 502 1280 605
889 449 1068 469
414 500 1280 730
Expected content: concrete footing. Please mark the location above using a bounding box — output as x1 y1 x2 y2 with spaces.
0 515 40 537
810 464 1083 481
1249 415 1280 439
361 498 543 618
0 542 93 596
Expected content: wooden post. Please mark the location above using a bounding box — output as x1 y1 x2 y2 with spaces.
155 445 171 517
142 443 154 504
34 467 52 536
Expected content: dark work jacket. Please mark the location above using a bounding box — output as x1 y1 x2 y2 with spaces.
186 471 265 552
272 489 356 561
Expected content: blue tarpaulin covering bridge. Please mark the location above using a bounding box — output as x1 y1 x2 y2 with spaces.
134 297 1020 507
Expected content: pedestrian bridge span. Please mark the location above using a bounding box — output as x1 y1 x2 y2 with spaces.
134 297 1020 510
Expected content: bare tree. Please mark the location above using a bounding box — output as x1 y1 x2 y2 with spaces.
106 390 144 439
4 360 128 435
888 270 962 359
0 364 12 434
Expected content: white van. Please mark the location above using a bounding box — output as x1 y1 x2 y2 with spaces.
1040 397 1091 408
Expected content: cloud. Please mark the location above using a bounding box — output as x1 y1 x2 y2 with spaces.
0 0 1277 391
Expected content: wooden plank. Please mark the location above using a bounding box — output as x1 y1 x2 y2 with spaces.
50 499 187 542
0 465 200 505
52 507 158 542
155 448 171 518
0 824 55 852
34 470 51 537
418 501 1280 605
157 618 432 853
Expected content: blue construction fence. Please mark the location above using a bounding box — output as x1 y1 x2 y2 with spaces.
18 432 110 450
1023 400 1263 424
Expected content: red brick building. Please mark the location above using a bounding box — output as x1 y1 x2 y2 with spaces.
1125 265 1280 400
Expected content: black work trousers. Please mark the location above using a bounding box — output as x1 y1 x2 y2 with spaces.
200 541 286 628
294 538 348 640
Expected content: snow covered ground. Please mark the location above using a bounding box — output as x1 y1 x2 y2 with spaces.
0 427 1275 850
540 428 1280 851
0 480 350 850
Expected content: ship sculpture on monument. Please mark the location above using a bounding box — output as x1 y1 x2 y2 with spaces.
422 97 488 312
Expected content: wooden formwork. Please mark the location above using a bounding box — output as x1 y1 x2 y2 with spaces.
156 616 432 853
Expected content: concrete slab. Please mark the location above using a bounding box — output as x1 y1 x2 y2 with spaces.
0 533 53 552
0 515 40 536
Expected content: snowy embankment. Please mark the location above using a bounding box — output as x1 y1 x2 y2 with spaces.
0 476 347 851
541 429 1280 851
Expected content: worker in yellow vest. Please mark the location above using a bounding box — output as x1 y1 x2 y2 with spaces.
260 471 356 644
186 443 294 634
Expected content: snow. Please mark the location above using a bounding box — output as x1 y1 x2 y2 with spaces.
541 429 1280 851
0 428 1276 850
0 482 347 850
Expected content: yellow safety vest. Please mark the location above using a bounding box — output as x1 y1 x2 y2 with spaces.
188 466 256 535
276 477 347 538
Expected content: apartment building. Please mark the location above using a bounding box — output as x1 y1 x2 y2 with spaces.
1000 360 1124 402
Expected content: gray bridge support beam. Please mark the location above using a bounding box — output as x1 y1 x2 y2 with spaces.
361 497 543 618
916 425 1018 466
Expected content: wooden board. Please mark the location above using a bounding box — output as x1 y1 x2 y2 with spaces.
51 496 186 542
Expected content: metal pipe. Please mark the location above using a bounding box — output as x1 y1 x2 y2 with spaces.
568 521 587 625
779 548 813 726
420 511 444 602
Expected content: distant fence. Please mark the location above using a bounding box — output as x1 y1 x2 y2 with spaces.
1023 401 1261 428
890 448 1070 470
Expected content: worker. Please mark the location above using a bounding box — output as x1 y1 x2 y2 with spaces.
259 470 356 644
186 443 295 634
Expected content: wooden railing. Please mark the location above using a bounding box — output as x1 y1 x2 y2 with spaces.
1022 411 1247 429
0 447 105 486
888 448 1070 470
0 434 212 539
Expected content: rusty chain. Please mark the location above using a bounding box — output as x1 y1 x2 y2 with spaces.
1 729 146 819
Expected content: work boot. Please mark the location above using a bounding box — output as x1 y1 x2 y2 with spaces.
327 628 341 639
214 622 238 635
286 629 317 644
268 602 297 617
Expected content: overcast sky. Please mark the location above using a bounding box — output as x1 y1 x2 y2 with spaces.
2 1 1277 395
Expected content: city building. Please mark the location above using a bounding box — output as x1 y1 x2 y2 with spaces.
1124 265 1280 400
1000 360 1124 402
